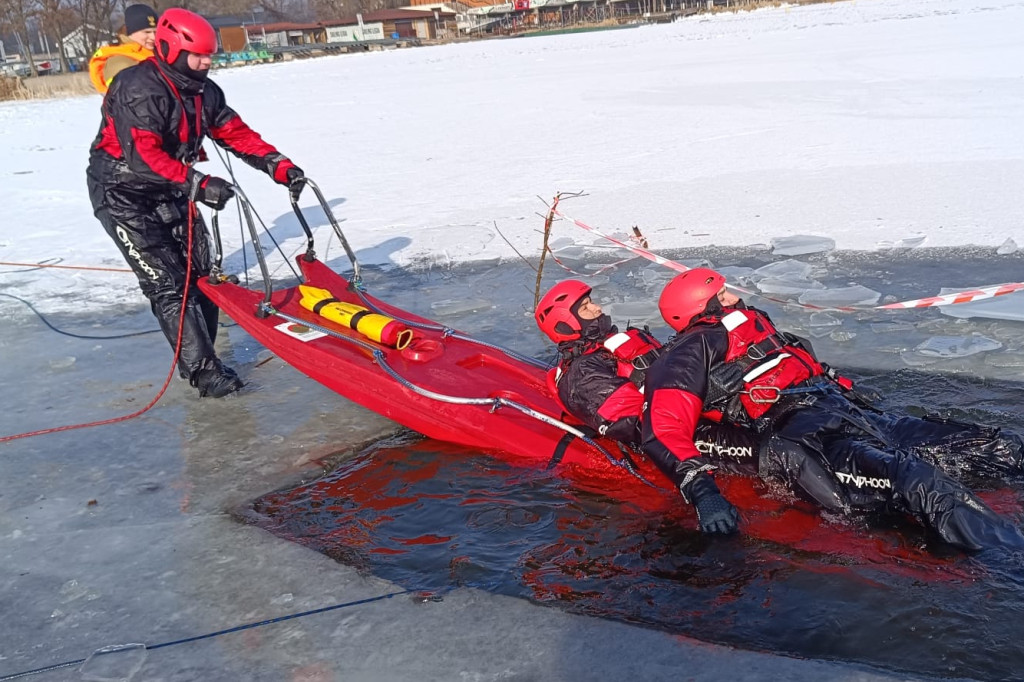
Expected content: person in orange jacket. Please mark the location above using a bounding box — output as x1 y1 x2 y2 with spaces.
88 4 159 94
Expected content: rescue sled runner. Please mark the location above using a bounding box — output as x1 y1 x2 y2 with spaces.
198 182 649 488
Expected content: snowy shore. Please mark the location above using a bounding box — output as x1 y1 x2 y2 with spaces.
2 0 1022 318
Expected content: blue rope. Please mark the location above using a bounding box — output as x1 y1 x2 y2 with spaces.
0 293 236 340
0 588 427 681
0 293 160 340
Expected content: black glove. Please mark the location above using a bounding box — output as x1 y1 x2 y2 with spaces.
682 472 740 535
193 174 234 211
266 153 305 194
285 165 306 200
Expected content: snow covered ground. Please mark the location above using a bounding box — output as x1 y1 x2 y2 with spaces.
2 0 1023 315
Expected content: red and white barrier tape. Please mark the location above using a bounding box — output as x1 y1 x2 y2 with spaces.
549 206 1024 312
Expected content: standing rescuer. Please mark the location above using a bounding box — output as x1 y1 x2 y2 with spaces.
88 4 159 94
86 8 306 398
643 267 1024 551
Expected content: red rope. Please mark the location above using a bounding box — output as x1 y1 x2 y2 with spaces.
0 204 199 444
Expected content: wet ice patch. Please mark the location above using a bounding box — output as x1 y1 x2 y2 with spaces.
798 285 882 308
430 299 494 317
874 235 927 250
770 235 836 257
913 335 1003 359
48 356 76 370
633 266 673 290
808 311 842 327
870 321 917 334
751 259 816 282
79 643 147 682
718 265 756 286
758 278 825 296
602 301 661 325
996 238 1018 255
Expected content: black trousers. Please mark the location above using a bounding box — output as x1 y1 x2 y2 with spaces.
763 391 1024 552
89 177 222 384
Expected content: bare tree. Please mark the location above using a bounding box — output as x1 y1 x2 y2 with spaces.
309 0 345 21
0 0 40 76
37 0 77 71
65 0 119 57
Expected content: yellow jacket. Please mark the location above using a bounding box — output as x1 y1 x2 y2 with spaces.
89 41 153 94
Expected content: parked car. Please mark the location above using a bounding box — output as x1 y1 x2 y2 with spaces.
0 62 31 77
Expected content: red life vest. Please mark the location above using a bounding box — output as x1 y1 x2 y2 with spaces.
551 327 661 402
696 308 824 420
549 327 661 437
599 328 662 386
557 327 659 385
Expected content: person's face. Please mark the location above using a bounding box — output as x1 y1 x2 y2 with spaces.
575 296 603 320
716 286 740 308
186 52 213 72
129 27 156 50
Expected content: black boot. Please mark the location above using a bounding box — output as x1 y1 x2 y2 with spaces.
192 358 244 398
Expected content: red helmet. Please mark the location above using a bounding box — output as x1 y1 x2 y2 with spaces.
659 268 726 332
535 280 592 343
156 8 217 64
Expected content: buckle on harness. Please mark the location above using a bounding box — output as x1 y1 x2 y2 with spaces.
746 344 767 361
744 385 781 404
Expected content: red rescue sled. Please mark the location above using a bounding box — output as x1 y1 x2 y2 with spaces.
198 181 651 491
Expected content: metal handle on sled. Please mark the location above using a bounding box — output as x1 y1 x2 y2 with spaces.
290 178 362 289
207 185 277 313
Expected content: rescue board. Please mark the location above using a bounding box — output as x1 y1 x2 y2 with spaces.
199 255 646 482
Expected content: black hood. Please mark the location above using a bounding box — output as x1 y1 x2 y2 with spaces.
556 315 618 359
156 52 208 94
579 313 614 342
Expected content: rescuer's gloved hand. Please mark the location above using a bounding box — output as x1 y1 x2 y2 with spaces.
285 166 306 201
821 363 881 406
193 174 235 211
709 361 745 394
682 473 740 535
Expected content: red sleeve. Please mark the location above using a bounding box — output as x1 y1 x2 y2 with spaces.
647 387 704 463
208 113 280 160
596 382 644 424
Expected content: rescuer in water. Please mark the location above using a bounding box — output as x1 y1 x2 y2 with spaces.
643 267 1024 550
535 279 767 474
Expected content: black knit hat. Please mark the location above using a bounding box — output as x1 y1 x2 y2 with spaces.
124 4 158 34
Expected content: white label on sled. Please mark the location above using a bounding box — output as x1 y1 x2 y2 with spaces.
274 321 327 341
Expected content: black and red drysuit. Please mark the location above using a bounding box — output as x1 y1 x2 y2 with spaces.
86 57 298 390
641 302 1024 552
552 322 763 470
553 324 661 443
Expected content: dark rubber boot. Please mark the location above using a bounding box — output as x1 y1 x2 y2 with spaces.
193 359 244 398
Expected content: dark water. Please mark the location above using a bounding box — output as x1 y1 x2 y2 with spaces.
241 246 1024 681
